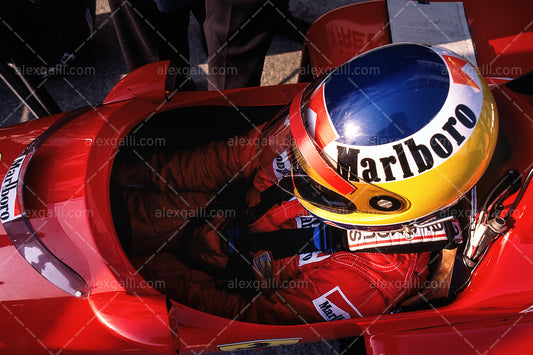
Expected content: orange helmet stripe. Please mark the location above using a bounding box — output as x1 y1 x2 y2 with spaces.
289 91 356 195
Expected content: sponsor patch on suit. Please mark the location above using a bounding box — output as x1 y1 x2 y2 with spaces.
312 286 363 321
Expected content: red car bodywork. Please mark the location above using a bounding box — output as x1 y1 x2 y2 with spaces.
0 1 532 354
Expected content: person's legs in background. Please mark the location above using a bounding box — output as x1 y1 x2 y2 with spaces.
108 0 200 90
204 0 283 90
203 0 310 90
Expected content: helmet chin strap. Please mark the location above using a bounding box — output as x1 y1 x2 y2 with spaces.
226 219 462 260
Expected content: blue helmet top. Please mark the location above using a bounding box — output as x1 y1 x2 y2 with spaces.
322 43 450 146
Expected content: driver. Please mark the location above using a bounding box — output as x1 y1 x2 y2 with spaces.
115 43 498 324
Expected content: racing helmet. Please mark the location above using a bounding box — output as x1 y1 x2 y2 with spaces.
259 43 498 229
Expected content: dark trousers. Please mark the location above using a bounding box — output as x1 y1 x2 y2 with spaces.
108 0 284 90
108 0 203 90
204 0 283 90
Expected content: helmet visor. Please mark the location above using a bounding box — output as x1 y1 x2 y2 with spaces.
257 106 409 216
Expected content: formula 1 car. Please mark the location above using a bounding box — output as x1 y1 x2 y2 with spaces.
0 0 532 354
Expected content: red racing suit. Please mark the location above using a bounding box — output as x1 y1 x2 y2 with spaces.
123 125 430 325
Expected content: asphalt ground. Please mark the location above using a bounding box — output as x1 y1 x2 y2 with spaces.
0 0 365 354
